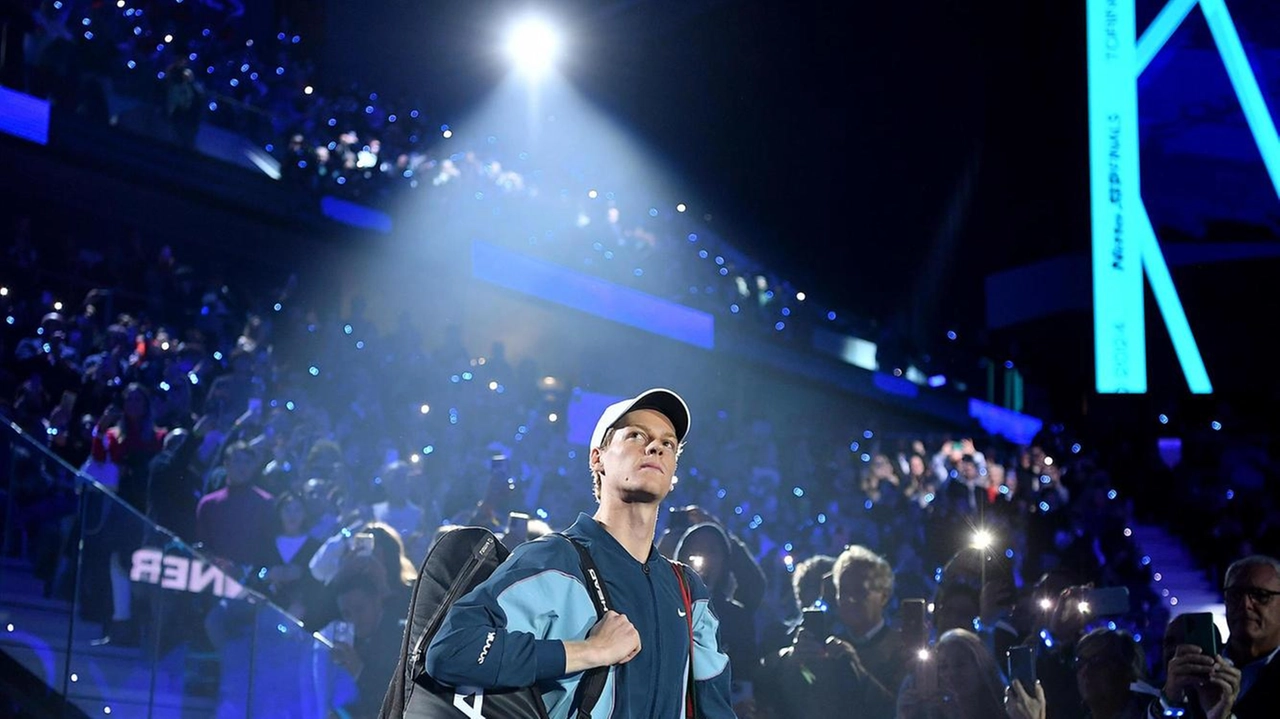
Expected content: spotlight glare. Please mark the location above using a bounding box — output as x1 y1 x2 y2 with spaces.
970 528 994 550
505 16 561 78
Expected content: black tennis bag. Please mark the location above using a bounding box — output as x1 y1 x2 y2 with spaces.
378 527 610 719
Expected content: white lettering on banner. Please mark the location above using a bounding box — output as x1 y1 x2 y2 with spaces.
129 548 245 599
161 554 190 590
453 689 486 718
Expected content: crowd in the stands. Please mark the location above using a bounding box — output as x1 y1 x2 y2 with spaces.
3 208 1278 719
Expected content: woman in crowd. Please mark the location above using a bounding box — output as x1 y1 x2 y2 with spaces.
898 628 1007 719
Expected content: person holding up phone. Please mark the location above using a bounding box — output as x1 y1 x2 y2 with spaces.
897 629 1007 719
1155 612 1241 719
1215 554 1280 719
755 545 902 719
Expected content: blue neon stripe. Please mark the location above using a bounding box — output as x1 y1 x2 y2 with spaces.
1087 0 1148 393
0 86 50 146
319 196 393 233
470 241 715 349
1136 0 1199 74
872 372 919 399
968 399 1043 446
1136 208 1213 393
1198 0 1280 202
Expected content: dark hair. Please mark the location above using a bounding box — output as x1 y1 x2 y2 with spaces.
1077 628 1146 683
275 490 306 519
331 556 388 599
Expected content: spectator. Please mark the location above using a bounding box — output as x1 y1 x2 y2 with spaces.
146 425 203 541
322 558 404 719
86 383 166 646
1072 628 1156 719
164 61 206 149
1219 555 1280 717
897 628 1006 719
255 491 323 622
370 460 421 540
830 544 911 704
1156 612 1240 719
195 440 275 572
756 551 898 719
675 521 762 708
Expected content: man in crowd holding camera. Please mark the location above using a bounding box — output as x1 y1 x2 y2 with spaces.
1158 555 1277 719
755 544 902 719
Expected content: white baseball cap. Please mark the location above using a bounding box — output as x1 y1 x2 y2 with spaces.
589 388 690 450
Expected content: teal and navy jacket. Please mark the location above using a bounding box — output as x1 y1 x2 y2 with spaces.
425 513 737 718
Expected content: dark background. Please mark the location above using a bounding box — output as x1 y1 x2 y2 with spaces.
298 0 1280 413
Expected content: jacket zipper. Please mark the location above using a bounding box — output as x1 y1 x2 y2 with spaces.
647 560 661 719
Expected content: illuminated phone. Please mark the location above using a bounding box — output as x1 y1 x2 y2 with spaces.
348 532 376 557
505 512 530 546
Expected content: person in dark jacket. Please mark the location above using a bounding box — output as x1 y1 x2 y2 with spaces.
426 388 736 718
328 560 405 719
675 521 762 710
1220 555 1279 719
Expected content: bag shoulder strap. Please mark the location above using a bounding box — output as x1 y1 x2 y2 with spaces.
556 534 612 719
669 560 697 719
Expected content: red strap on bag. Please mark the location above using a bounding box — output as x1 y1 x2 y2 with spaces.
670 560 697 719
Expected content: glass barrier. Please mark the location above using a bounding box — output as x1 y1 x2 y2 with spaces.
0 417 366 719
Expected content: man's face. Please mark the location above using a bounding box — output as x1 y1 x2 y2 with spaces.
1075 646 1130 706
225 450 257 486
590 409 678 505
835 563 889 635
1225 564 1280 654
909 455 926 477
337 587 383 639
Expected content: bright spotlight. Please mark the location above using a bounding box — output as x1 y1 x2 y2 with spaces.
970 529 994 550
505 17 561 78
